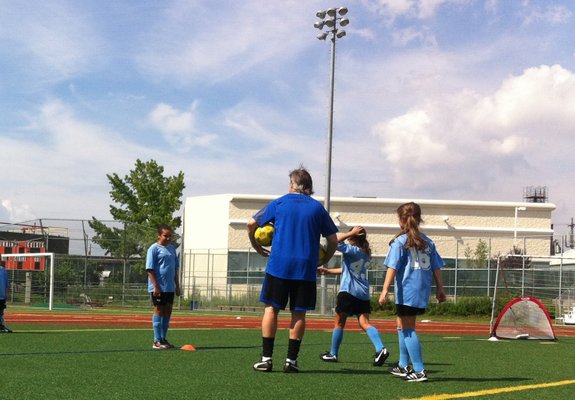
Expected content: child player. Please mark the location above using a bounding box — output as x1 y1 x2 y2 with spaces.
318 226 389 366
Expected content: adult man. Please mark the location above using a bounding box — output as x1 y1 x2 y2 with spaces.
248 166 338 373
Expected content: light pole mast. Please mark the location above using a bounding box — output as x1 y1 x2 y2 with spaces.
315 7 349 314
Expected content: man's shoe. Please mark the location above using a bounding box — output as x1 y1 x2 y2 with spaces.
403 369 428 382
389 363 413 377
373 347 389 366
152 341 169 350
0 325 12 333
161 339 175 349
320 352 338 362
283 359 299 373
253 358 273 372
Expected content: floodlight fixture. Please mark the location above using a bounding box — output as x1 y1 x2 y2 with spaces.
337 7 348 16
316 10 326 19
326 8 337 17
325 19 335 28
340 18 349 27
336 30 346 38
314 21 325 29
317 32 328 40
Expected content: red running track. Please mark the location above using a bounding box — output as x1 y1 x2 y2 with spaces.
7 312 575 337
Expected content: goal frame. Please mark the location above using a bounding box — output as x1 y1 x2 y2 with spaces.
0 252 55 310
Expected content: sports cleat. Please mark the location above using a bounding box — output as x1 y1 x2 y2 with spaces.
161 339 175 349
253 358 273 372
389 363 413 377
283 359 299 373
152 341 169 350
320 352 338 362
373 347 389 366
0 325 13 333
403 369 428 382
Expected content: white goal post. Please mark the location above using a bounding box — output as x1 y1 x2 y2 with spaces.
0 252 55 310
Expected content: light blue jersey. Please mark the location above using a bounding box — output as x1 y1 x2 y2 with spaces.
337 242 370 301
384 233 445 309
146 243 179 293
0 267 8 300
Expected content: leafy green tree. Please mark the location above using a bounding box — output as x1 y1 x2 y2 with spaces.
464 239 490 268
89 159 185 261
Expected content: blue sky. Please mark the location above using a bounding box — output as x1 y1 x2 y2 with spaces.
1 0 574 236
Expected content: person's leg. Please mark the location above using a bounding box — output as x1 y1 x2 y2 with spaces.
399 315 424 372
330 312 346 356
359 313 388 366
261 305 279 357
396 316 410 368
152 305 163 346
161 302 173 343
359 314 384 351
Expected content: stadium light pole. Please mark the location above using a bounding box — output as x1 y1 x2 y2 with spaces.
315 6 349 315
514 206 527 247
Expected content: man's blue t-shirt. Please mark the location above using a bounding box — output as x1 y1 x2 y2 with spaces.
0 267 8 300
146 243 179 293
337 242 370 301
254 193 338 282
384 233 445 309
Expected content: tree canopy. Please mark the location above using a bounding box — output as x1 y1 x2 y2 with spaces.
90 159 185 259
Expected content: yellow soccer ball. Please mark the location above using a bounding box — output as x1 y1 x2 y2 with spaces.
255 224 274 247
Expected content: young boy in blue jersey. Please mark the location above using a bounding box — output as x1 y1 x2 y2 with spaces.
379 202 446 382
248 166 338 373
146 224 181 349
318 226 389 366
0 262 12 333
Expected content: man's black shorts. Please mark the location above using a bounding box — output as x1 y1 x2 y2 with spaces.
260 273 316 311
151 292 175 307
0 299 6 310
335 291 371 316
396 304 426 317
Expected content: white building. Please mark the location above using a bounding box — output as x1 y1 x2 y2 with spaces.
181 194 555 301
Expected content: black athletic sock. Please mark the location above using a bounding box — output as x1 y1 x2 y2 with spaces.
262 337 275 358
287 338 301 361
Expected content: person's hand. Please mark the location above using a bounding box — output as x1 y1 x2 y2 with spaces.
317 266 328 275
153 286 160 297
378 289 388 306
175 287 181 297
436 289 446 303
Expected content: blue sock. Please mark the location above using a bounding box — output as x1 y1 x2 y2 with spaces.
152 315 162 342
161 316 170 340
402 328 424 372
366 326 384 352
330 328 343 356
397 328 409 368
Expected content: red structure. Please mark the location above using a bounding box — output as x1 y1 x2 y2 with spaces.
0 240 46 270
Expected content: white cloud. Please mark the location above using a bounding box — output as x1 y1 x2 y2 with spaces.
373 64 575 194
0 200 35 223
521 2 572 26
148 102 216 152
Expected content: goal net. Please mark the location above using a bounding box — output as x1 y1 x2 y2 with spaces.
492 296 556 340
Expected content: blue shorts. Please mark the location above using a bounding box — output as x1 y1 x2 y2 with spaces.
260 273 316 311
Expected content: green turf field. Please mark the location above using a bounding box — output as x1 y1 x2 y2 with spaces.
1 325 574 400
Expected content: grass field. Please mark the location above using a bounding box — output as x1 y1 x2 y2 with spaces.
1 316 574 400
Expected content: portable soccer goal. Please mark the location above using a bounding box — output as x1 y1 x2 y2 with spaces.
490 296 557 340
